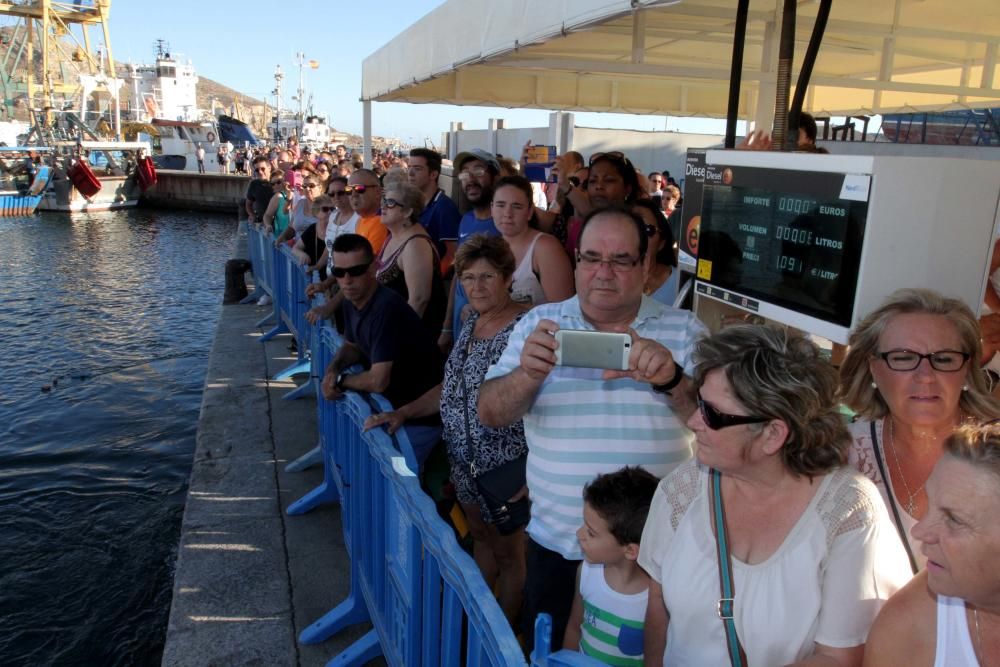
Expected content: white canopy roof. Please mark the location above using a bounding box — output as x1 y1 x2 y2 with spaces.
362 0 1000 119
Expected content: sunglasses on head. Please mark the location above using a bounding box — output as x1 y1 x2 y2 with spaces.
345 184 373 194
589 151 630 167
696 391 771 430
331 261 372 278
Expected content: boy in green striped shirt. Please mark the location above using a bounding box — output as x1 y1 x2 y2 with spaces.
564 467 659 666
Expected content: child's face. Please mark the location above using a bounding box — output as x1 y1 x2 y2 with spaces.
577 502 628 565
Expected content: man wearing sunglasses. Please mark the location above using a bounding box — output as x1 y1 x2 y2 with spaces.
346 169 388 254
243 156 273 223
478 206 705 650
320 234 444 468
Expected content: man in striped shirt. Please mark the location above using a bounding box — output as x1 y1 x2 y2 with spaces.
479 206 706 650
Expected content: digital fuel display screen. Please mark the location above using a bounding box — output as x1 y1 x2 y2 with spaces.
696 164 869 327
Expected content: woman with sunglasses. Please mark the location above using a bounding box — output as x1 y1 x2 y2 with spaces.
632 199 678 305
555 151 640 260
491 175 574 307
839 289 1000 573
375 182 447 333
291 195 333 278
638 325 911 667
275 176 321 247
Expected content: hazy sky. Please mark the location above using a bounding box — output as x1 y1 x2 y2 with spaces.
105 0 727 144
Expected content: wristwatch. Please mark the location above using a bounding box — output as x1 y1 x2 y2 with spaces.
652 362 684 394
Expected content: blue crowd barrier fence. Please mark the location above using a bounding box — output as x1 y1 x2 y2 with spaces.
248 220 602 666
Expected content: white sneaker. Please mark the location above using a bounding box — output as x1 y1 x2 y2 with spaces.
257 294 272 306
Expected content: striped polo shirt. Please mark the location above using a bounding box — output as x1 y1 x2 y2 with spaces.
484 295 705 559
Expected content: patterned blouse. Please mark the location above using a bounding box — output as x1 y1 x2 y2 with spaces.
440 311 527 510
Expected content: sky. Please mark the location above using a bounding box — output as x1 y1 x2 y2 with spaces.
105 0 729 145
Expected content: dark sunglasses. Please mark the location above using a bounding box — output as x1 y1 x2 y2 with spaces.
696 391 770 430
320 206 335 213
270 180 284 186
346 184 373 194
331 261 372 278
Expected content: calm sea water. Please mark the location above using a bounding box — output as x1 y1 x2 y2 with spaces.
0 209 236 665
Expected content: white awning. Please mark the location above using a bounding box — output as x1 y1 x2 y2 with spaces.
362 0 1000 119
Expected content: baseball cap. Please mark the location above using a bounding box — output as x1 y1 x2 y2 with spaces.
455 149 501 174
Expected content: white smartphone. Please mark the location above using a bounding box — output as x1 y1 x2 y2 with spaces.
554 329 632 371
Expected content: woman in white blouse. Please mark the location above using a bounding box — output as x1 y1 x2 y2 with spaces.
638 325 912 667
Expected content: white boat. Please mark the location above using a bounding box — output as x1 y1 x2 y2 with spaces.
39 140 152 213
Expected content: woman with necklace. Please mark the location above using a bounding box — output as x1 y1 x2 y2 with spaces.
862 423 1000 666
839 289 1000 573
364 234 530 626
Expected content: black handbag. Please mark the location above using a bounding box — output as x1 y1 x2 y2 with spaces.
473 455 530 536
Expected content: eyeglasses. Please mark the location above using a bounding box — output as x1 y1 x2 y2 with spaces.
875 349 971 372
381 197 401 209
270 180 284 186
697 392 771 430
346 184 374 195
331 261 372 278
459 165 488 179
320 206 335 213
459 271 499 286
303 182 320 189
576 251 642 272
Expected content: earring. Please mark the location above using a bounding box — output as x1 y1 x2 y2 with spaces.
871 381 878 390
963 384 969 392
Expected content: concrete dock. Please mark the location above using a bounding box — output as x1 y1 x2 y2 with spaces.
162 225 373 666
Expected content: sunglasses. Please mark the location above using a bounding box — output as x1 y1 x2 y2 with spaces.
331 261 372 278
270 180 284 186
320 206 335 212
303 182 320 189
644 223 658 237
589 151 631 167
345 184 373 194
696 391 771 430
381 197 401 209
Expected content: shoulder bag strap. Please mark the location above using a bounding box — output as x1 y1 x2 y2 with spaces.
710 468 749 667
869 421 919 574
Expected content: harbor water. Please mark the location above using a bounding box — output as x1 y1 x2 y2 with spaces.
0 209 237 665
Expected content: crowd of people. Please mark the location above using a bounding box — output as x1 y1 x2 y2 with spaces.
245 135 1000 667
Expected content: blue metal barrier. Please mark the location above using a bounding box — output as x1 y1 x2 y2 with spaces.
274 258 601 667
530 615 606 667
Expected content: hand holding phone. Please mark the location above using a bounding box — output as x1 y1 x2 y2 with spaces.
601 328 679 385
520 319 561 380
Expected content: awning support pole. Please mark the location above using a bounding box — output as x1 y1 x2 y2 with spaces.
362 100 371 169
724 0 751 148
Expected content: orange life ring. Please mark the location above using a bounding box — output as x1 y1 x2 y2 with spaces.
68 159 102 198
136 156 157 191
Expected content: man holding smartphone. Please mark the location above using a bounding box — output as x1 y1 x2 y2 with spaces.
478 206 705 650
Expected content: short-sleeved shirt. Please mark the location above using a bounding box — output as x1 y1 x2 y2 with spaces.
343 285 444 427
356 213 388 255
452 211 499 334
325 211 359 273
637 460 912 666
245 179 273 221
420 188 461 257
483 295 706 559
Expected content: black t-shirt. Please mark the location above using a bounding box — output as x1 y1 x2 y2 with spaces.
343 285 444 426
300 223 327 279
246 178 274 221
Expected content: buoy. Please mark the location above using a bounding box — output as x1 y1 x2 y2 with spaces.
68 159 101 198
136 156 157 191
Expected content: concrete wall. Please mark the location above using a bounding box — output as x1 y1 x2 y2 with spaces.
141 171 248 213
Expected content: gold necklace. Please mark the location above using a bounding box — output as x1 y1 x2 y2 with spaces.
975 606 991 667
885 418 926 515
